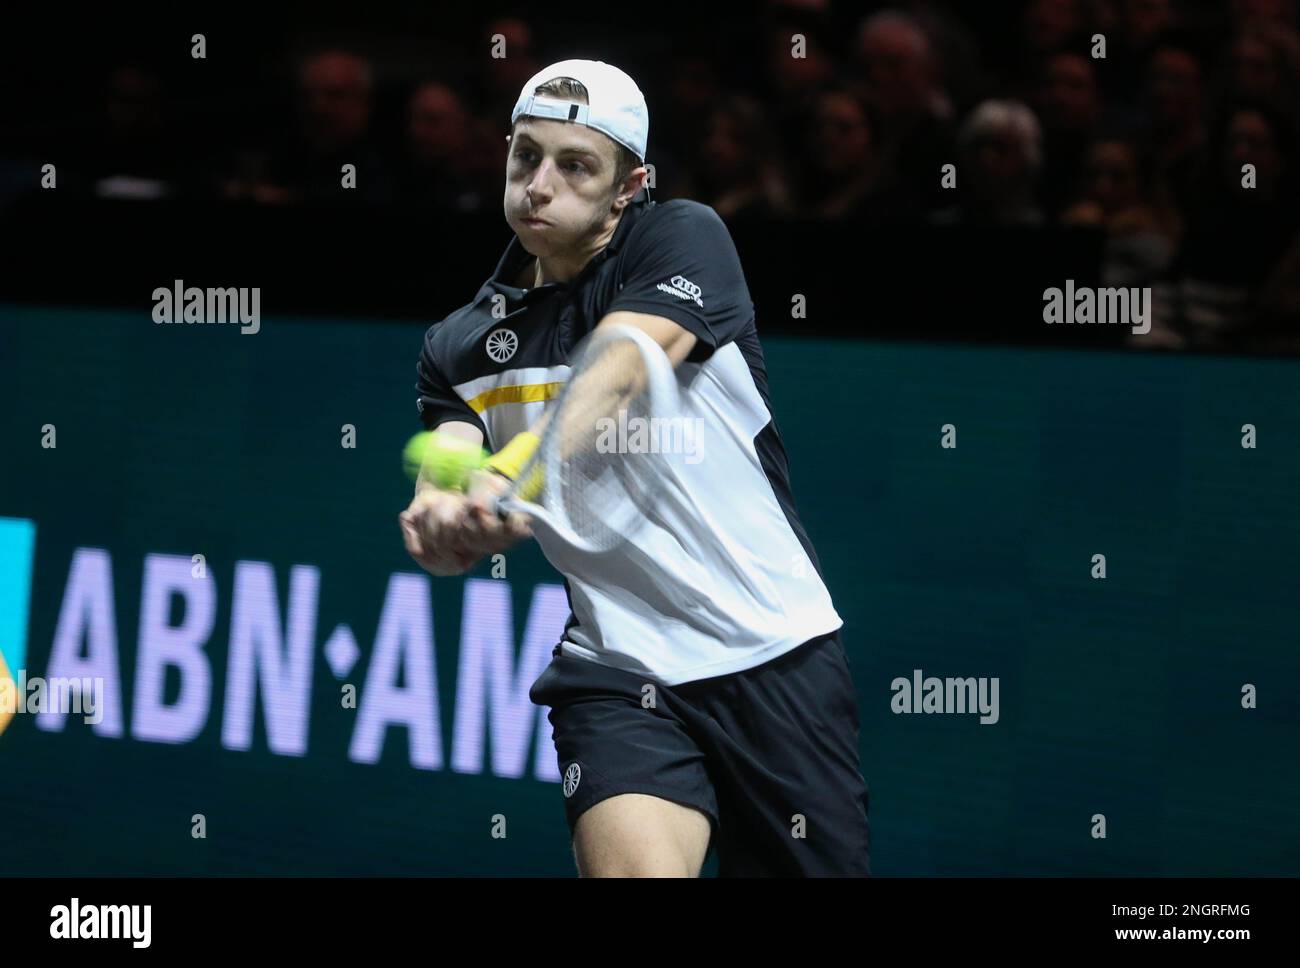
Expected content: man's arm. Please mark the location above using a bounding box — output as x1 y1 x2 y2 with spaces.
539 311 694 461
453 308 689 481
414 311 699 568
405 321 532 575
594 310 698 367
460 310 696 528
459 202 749 548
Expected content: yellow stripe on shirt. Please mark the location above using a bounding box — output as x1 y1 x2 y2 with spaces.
465 381 565 414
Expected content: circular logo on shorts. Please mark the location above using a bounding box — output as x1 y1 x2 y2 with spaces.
485 328 518 363
562 762 581 798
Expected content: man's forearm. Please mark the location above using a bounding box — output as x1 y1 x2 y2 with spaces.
523 339 647 461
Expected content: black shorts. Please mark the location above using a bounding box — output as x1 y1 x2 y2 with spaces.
528 629 871 876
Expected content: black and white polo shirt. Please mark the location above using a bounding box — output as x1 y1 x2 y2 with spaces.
415 190 842 685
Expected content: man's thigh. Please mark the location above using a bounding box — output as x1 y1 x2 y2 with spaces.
573 793 712 877
531 654 721 872
689 633 872 876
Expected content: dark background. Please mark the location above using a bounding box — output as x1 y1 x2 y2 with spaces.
1 1 1298 876
2 0 1298 349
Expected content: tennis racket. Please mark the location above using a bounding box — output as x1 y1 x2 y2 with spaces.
489 322 681 554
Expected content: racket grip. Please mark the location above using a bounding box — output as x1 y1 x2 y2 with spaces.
483 432 540 480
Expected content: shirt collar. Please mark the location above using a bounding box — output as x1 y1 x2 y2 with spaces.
480 188 651 304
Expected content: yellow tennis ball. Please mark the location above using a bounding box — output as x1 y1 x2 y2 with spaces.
402 431 487 489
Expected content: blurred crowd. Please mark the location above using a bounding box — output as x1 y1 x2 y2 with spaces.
8 0 1300 350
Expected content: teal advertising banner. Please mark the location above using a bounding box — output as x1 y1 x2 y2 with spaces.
1 304 1297 875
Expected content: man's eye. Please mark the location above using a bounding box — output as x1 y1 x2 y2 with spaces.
512 150 586 174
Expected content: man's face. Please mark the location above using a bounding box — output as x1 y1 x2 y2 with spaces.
1040 54 1099 132
408 85 469 164
1024 0 1082 53
812 93 873 176
504 118 624 256
703 113 747 180
298 54 371 152
1233 36 1280 99
969 130 1033 198
1226 110 1282 189
1147 48 1202 129
857 24 931 118
1085 141 1141 213
1123 0 1174 46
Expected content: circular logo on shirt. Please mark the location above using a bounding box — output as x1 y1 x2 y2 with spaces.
485 328 518 363
562 762 582 798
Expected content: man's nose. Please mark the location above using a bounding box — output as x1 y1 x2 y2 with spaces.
526 161 556 204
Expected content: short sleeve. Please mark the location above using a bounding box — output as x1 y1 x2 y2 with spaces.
605 201 754 363
415 326 488 436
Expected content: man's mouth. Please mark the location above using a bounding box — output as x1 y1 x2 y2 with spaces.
522 216 550 226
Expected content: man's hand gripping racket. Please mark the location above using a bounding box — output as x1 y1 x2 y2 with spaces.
406 323 681 556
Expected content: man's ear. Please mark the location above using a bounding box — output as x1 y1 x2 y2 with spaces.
613 167 647 211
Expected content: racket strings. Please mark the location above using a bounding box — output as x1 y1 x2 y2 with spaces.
552 338 657 552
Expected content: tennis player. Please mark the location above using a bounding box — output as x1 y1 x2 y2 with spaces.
399 59 870 877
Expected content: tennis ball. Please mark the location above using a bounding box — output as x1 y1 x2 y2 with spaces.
403 431 488 489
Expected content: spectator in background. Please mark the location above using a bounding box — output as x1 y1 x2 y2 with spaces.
894 0 990 114
81 64 178 199
791 83 895 219
1227 19 1300 119
1102 0 1180 96
676 95 791 220
1034 52 1103 215
763 24 838 104
1156 103 1300 348
397 81 497 212
758 3 838 120
1142 39 1207 213
225 49 393 204
853 10 956 214
932 100 1045 226
480 17 542 123
1061 137 1178 287
300 52 372 151
1020 0 1091 76
659 53 722 169
651 51 727 198
749 1 839 204
1251 225 1300 350
1121 0 1178 50
1230 0 1298 29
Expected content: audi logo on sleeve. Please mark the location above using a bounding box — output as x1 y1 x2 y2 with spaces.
656 274 704 308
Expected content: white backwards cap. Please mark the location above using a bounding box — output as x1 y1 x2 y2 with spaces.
511 58 649 162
